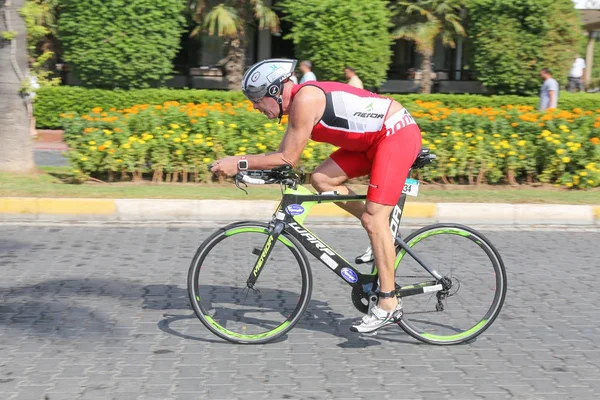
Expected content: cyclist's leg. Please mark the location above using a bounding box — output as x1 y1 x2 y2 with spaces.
311 149 371 220
365 123 422 311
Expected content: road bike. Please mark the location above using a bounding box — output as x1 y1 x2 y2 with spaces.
188 149 507 344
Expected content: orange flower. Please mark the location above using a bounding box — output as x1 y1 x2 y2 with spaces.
191 119 198 124
538 123 545 127
98 145 106 151
591 137 600 145
511 122 518 127
114 128 121 133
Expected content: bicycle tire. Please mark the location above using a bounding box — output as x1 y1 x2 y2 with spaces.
188 221 313 344
395 223 507 345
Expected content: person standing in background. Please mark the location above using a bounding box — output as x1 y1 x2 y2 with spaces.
345 66 364 89
539 68 559 111
299 60 317 83
568 55 586 92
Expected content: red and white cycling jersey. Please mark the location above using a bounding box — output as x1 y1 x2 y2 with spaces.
291 81 421 205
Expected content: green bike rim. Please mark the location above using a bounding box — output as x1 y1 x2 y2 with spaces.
195 226 304 342
396 226 502 342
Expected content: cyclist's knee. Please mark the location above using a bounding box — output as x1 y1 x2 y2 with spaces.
360 207 389 235
311 171 336 191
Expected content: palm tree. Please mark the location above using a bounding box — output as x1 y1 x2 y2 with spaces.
391 0 466 93
187 0 280 90
0 0 36 172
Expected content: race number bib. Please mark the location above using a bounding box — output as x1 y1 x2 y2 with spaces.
402 178 420 197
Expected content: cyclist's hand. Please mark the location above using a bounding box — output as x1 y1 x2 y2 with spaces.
210 156 239 177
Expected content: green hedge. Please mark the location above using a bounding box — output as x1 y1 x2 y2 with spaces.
34 86 600 129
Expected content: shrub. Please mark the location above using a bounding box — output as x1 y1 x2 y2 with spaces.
35 86 600 129
466 0 584 95
58 0 186 89
280 0 393 87
61 100 600 189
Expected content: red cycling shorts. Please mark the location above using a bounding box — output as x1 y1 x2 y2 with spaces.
329 109 422 205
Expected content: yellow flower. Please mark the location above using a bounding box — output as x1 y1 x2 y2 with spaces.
559 125 568 130
277 126 284 131
174 138 181 143
104 141 112 147
588 180 595 185
562 157 571 163
163 134 170 139
552 140 560 145
122 143 131 149
498 154 505 158
207 142 214 147
303 150 313 158
193 139 202 145
228 123 238 128
239 147 247 151
181 133 188 139
476 136 483 141
580 171 588 176
508 151 516 156
89 146 97 151
175 149 183 155
80 157 88 161
88 140 96 145
264 123 273 128
449 157 457 162
203 158 211 163
217 121 224 126
565 182 573 187
128 137 136 142
170 123 180 129
556 149 565 155
517 140 526 147
116 159 123 163
103 129 112 135
510 134 518 138
493 134 501 138
242 139 248 143
541 130 551 137
195 134 204 139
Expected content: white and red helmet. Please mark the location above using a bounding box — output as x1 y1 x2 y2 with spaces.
241 58 297 104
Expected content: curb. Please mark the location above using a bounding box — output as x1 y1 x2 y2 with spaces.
1 197 599 225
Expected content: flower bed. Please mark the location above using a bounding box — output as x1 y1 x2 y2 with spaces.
61 100 600 188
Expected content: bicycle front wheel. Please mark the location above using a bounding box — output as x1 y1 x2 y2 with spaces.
188 221 312 344
395 223 507 345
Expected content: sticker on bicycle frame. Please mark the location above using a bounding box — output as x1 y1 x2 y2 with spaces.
341 267 358 283
402 178 420 197
286 204 305 215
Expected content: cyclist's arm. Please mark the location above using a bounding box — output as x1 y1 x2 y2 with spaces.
244 87 322 169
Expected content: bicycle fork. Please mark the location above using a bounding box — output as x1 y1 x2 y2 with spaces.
246 221 285 289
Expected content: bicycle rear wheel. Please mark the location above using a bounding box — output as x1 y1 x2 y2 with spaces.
395 223 507 345
188 221 312 344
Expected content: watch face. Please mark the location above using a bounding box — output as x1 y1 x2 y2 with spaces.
238 160 248 170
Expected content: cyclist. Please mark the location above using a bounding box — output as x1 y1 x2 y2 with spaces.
211 58 422 333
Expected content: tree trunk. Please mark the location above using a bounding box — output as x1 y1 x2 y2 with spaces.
419 51 433 94
224 36 246 90
0 0 36 172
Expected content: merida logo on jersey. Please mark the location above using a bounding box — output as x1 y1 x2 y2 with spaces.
354 112 384 119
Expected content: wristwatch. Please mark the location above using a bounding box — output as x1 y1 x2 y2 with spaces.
237 157 248 171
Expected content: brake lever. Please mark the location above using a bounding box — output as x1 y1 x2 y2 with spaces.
234 175 248 195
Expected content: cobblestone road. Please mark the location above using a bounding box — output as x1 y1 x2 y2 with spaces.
1 223 599 400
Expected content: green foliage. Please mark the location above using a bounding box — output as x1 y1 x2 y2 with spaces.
280 0 393 88
1 31 17 41
19 0 61 88
466 0 584 95
58 0 186 89
34 87 600 129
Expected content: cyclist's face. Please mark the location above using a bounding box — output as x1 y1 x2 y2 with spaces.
253 96 279 120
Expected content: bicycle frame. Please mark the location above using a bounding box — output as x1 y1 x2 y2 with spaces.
246 177 445 297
